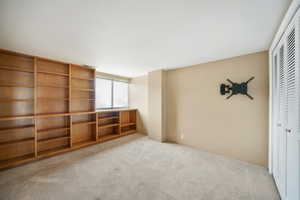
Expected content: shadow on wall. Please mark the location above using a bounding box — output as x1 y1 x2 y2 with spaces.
129 75 148 135
136 110 148 135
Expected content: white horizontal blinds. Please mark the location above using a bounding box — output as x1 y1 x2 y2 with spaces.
113 81 129 108
287 28 297 128
96 78 112 109
279 45 286 122
95 77 129 109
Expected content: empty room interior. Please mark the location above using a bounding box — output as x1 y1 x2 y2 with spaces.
0 0 299 199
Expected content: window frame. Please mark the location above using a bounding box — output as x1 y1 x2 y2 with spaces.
95 77 129 110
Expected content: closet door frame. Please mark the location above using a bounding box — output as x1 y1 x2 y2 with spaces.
270 7 300 200
271 47 280 190
268 0 300 175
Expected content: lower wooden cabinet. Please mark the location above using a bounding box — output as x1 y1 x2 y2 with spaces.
0 109 137 170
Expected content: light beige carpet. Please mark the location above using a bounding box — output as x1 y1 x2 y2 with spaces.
0 134 279 200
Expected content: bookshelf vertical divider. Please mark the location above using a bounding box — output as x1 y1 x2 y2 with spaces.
69 65 73 147
34 118 37 157
34 57 37 114
70 115 73 148
34 57 38 158
96 112 99 141
69 64 72 112
119 112 123 134
93 69 96 111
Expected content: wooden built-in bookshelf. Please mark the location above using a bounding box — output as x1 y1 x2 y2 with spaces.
98 111 120 142
70 64 95 113
0 49 137 170
71 113 97 148
36 115 71 157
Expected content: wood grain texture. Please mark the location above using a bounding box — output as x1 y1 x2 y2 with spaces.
0 49 136 170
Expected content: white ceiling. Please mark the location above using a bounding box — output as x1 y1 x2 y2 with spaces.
0 0 292 77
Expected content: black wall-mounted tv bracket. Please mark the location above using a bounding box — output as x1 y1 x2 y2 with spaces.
220 77 254 100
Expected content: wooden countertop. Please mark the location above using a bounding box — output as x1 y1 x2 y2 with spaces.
96 108 137 113
0 109 137 121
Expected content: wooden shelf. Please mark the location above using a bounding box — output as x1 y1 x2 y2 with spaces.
0 125 34 133
72 140 96 149
99 116 119 121
71 64 94 70
99 134 120 142
0 83 34 88
0 114 35 121
72 98 95 99
72 76 94 81
38 98 69 101
120 122 136 127
96 108 137 113
72 121 96 126
0 154 35 169
0 98 34 102
38 71 69 77
120 129 137 136
35 111 96 118
99 123 119 129
71 98 95 101
0 138 34 146
36 113 71 118
38 127 70 134
38 146 70 159
38 136 69 144
38 84 69 89
70 111 96 116
0 65 34 73
72 88 94 92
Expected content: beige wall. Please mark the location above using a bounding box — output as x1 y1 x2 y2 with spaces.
148 70 167 142
166 51 269 166
129 75 148 135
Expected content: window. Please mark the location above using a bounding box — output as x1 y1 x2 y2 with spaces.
96 78 129 109
113 81 129 108
96 78 112 109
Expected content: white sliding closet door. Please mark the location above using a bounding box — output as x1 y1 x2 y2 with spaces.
272 52 280 189
272 8 300 200
285 12 300 200
274 42 287 199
